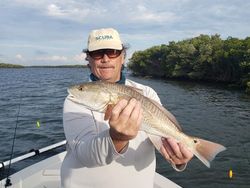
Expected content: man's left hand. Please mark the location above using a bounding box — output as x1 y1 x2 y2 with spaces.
160 137 193 166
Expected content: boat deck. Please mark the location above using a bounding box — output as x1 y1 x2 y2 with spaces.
0 151 181 188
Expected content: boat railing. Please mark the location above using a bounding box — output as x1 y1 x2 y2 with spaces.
0 140 66 169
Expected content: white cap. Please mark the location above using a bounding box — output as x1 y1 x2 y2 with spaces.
87 28 123 51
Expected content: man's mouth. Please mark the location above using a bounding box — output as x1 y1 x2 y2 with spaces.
99 66 114 69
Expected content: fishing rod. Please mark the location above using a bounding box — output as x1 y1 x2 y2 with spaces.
0 140 66 170
3 97 22 187
0 93 66 186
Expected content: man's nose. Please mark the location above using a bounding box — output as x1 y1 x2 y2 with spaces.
101 53 110 62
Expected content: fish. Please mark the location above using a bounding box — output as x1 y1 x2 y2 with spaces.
67 81 226 168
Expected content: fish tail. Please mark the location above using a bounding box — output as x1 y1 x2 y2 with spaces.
193 138 226 168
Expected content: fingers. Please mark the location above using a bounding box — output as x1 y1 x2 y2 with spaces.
110 98 141 123
162 138 179 158
136 105 143 127
161 137 193 165
129 99 142 133
109 98 142 141
119 98 137 122
160 144 170 160
179 142 193 160
110 99 129 121
165 137 183 159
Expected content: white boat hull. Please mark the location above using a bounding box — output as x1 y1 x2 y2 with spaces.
0 151 181 188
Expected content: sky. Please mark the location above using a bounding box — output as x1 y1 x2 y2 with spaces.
0 0 250 66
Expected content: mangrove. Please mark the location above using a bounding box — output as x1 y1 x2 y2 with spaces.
128 34 250 93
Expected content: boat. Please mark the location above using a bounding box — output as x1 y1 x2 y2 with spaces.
0 141 181 188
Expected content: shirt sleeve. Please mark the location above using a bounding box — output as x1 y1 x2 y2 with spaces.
63 96 127 168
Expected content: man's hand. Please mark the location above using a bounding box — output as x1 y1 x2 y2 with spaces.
107 98 143 152
160 137 193 166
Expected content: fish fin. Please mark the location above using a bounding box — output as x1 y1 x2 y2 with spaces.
147 98 182 131
194 138 226 168
104 104 115 121
147 133 163 151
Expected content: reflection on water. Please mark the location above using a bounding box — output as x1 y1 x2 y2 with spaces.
0 68 250 187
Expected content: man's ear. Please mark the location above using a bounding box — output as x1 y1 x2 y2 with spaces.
87 63 91 68
123 50 127 59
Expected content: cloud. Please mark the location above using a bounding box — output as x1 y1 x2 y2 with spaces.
0 43 68 52
30 54 87 65
73 53 86 63
35 55 68 62
5 53 87 66
16 54 24 60
45 3 91 22
47 4 66 17
1 0 250 65
8 0 179 25
130 5 179 24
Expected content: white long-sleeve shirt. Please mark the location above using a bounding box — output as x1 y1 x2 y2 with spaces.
60 79 181 188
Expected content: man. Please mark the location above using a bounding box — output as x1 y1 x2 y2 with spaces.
61 28 193 188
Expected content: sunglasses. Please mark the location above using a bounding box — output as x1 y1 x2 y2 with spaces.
88 49 123 60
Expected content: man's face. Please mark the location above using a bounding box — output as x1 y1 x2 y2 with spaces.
87 49 125 83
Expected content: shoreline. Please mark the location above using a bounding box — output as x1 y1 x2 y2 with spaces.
0 64 88 68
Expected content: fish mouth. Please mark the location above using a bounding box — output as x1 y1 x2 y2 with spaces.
67 88 79 102
67 88 73 96
67 94 99 111
67 94 77 102
67 94 88 108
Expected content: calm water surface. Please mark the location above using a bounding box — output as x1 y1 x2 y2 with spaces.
0 68 249 188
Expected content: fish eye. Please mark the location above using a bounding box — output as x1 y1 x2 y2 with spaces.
194 139 198 143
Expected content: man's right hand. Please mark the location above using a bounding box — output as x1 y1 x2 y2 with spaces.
107 98 143 152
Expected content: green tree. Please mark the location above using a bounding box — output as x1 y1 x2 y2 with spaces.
128 34 250 93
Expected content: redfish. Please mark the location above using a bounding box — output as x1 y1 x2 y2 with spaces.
68 81 226 167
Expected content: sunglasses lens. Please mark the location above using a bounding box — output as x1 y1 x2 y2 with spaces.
89 50 104 60
106 49 122 58
89 49 122 60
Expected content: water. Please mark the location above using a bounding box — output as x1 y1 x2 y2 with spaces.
0 68 249 188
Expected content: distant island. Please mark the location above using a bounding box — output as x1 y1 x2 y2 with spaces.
27 65 88 68
0 63 87 68
0 63 24 68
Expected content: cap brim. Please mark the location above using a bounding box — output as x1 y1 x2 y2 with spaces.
88 43 123 51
